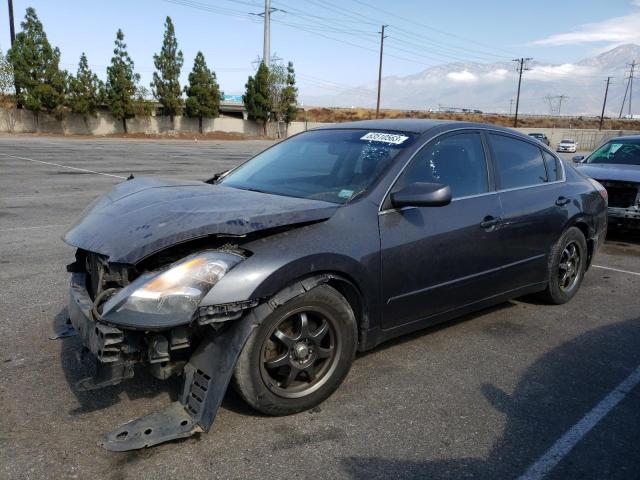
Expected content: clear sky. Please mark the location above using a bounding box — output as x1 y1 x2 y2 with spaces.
1 0 639 99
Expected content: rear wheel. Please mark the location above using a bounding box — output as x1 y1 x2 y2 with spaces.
233 284 357 415
540 227 588 304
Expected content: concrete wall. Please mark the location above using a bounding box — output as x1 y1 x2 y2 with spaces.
0 108 262 136
0 108 636 151
515 127 640 151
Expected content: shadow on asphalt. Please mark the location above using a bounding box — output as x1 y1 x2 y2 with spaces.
604 226 640 248
340 318 640 479
355 302 517 359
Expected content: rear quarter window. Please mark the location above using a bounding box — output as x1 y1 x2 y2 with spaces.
489 134 549 189
543 151 562 181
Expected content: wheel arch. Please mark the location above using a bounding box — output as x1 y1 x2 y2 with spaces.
264 271 369 348
568 217 595 268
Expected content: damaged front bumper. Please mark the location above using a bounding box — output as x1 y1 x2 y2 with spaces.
608 205 640 225
67 272 271 451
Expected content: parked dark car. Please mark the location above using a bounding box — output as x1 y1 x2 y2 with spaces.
528 132 550 146
573 135 640 228
63 120 607 451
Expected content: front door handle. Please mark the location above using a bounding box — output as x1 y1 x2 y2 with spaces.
480 215 501 230
556 196 571 206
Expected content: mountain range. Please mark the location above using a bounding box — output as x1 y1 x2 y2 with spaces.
302 44 640 116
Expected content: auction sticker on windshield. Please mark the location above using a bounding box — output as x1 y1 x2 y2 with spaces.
361 132 409 144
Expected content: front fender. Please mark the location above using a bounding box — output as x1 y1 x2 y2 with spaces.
200 252 370 306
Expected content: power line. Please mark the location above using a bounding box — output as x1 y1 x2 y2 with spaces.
347 0 518 58
289 0 510 63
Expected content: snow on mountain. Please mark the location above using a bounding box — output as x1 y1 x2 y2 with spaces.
301 44 640 116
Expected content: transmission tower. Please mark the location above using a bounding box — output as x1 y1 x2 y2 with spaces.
619 60 636 118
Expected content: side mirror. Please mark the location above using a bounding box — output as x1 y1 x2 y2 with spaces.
572 155 584 163
390 182 452 208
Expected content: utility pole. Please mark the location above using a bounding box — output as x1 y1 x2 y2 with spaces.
509 98 514 116
619 60 636 118
7 0 21 108
8 0 16 45
375 25 387 119
263 0 270 67
599 77 612 130
250 0 284 68
513 57 532 128
629 60 635 117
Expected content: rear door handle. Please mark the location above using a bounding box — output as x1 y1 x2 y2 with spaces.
480 216 501 230
556 196 571 206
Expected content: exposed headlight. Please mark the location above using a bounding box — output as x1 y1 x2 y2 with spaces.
101 251 244 328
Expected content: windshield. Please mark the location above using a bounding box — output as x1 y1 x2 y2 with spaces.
585 139 640 165
219 129 415 204
561 139 574 144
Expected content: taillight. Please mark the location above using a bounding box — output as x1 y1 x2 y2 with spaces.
588 178 608 203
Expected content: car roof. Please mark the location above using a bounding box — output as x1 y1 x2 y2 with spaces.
315 119 525 136
606 135 640 142
316 119 450 133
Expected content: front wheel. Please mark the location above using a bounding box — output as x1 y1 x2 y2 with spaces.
233 284 357 416
540 227 588 304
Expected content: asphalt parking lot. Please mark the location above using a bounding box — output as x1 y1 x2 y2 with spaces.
1 136 639 480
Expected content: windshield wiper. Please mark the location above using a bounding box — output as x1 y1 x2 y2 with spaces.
204 171 229 184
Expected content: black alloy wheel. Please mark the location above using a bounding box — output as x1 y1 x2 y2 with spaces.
558 240 582 293
260 309 338 398
540 226 588 304
233 284 357 416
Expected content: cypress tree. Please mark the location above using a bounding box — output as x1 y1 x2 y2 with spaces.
151 16 183 124
0 49 13 102
281 61 298 126
7 7 66 120
184 52 221 134
68 53 104 118
243 62 271 135
105 29 139 133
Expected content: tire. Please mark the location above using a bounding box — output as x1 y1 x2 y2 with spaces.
540 227 588 304
233 284 357 416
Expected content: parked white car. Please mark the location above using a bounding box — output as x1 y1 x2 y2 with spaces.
557 138 577 153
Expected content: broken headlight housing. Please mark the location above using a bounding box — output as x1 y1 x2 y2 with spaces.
101 251 244 328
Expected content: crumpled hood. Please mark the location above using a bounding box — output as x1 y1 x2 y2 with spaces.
575 163 640 183
64 177 339 263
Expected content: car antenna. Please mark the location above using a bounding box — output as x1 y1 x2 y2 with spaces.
127 173 135 181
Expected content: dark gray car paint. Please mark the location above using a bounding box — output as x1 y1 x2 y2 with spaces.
202 123 606 346
65 121 606 348
63 176 338 264
575 163 640 183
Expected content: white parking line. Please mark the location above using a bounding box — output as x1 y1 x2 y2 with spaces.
0 224 66 232
518 365 640 480
0 152 127 179
592 265 640 277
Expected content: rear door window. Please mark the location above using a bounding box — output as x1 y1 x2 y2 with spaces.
489 134 548 189
400 132 489 199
